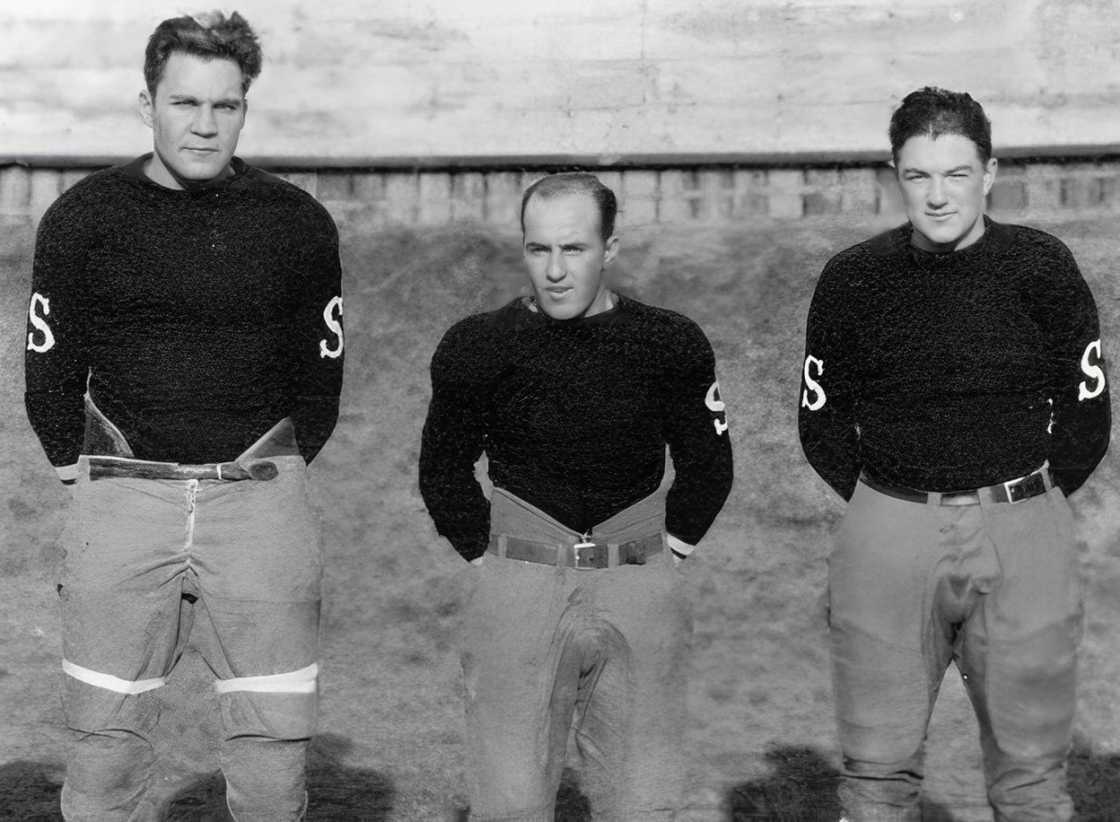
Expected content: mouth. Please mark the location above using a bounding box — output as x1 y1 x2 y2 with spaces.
925 212 956 221
544 286 572 297
183 147 219 156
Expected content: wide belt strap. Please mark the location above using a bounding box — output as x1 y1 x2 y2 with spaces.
860 466 1053 506
488 533 665 569
84 417 298 482
87 456 278 482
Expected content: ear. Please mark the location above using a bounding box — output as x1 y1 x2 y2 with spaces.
138 89 154 128
982 157 998 195
602 234 620 267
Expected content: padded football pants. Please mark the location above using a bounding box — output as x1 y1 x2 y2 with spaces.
829 480 1081 822
461 488 692 821
58 455 321 821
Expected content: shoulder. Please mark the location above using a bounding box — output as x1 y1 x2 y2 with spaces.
38 165 130 233
819 225 906 284
618 296 715 362
985 220 1086 299
992 220 1076 266
239 165 339 238
623 296 708 337
431 299 525 377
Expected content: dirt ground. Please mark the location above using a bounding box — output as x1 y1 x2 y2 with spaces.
3 212 1120 821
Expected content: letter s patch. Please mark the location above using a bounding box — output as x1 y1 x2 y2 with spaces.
705 381 728 436
319 296 344 359
27 292 56 353
1078 338 1106 400
801 355 826 411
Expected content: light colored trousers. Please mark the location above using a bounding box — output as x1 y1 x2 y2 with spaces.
58 455 321 821
461 487 692 822
830 480 1081 822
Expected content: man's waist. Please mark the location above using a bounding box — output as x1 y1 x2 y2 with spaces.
83 455 298 482
487 532 666 569
82 407 300 482
860 463 1054 506
488 485 667 545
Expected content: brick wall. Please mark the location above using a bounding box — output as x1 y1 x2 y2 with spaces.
4 159 1120 239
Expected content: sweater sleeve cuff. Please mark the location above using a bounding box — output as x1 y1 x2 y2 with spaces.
666 534 695 558
55 463 79 484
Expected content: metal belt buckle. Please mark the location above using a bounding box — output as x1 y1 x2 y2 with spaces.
1003 471 1039 503
572 540 601 569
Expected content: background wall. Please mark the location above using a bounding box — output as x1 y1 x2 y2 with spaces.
4 1 1120 818
2 0 1119 164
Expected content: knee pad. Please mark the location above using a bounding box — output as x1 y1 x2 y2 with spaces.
216 663 319 739
61 658 165 734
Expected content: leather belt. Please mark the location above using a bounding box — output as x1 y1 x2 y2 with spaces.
488 533 665 569
88 457 279 482
860 466 1053 506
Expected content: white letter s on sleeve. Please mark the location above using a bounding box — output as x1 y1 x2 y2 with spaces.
319 296 344 359
705 381 728 436
1078 338 1106 400
27 292 56 353
801 355 826 411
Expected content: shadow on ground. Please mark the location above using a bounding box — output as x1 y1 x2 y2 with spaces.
0 759 63 821
162 733 393 821
1069 736 1120 821
723 739 1120 821
722 745 966 821
453 768 592 821
724 746 842 821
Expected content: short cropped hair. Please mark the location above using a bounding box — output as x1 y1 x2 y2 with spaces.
889 87 993 164
520 173 618 241
144 11 262 97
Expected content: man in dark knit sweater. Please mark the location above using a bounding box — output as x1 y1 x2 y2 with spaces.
799 87 1110 822
23 13 343 821
419 172 733 820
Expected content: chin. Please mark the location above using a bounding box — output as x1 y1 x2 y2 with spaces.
539 302 590 321
177 156 231 181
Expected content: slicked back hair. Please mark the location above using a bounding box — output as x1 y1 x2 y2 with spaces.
144 11 262 97
889 87 993 164
520 173 618 242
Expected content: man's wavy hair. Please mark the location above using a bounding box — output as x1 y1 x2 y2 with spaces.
144 11 262 97
889 87 993 164
520 173 619 242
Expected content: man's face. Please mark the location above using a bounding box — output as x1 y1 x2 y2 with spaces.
896 133 996 253
522 192 619 321
139 52 247 189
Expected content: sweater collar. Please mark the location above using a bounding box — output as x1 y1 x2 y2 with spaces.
517 291 627 327
120 153 250 193
892 215 1009 267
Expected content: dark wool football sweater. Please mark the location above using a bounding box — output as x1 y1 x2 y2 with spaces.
24 155 344 477
419 295 734 561
799 218 1110 500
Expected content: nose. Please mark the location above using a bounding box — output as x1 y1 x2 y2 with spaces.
545 251 565 282
927 177 948 208
191 104 218 136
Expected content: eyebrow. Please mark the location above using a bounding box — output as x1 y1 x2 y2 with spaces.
167 94 243 105
902 164 973 175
